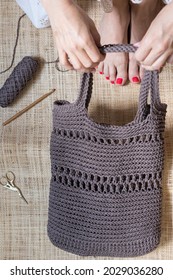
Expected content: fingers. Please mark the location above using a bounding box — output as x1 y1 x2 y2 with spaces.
85 42 105 65
58 49 73 70
45 0 104 73
90 23 101 47
74 48 100 69
135 37 173 70
84 35 105 65
58 41 104 72
133 42 141 48
135 37 152 64
56 35 98 72
88 24 105 62
58 49 96 73
66 50 97 72
140 48 163 67
140 49 172 70
134 31 165 69
57 31 104 72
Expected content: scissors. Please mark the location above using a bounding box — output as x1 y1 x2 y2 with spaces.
0 171 28 204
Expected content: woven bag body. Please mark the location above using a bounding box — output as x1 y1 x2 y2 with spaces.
48 45 167 257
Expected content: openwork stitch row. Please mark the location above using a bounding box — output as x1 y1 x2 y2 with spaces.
54 165 162 184
53 173 161 194
53 128 163 145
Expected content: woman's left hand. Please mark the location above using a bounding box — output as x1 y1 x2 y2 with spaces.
134 2 173 70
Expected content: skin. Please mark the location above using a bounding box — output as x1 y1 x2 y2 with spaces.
98 0 163 85
41 0 105 73
129 0 163 81
41 0 173 80
98 0 130 86
134 1 173 70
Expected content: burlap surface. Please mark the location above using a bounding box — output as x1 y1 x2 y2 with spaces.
0 0 172 259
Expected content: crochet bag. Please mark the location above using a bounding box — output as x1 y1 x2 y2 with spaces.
48 44 167 257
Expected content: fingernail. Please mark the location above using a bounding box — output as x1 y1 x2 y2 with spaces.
99 71 104 74
116 78 123 85
106 76 109 80
110 81 115 84
132 76 140 83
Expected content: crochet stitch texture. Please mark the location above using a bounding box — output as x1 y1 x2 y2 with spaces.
48 44 167 257
0 57 38 108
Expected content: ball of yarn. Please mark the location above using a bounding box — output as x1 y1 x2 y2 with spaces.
0 56 39 108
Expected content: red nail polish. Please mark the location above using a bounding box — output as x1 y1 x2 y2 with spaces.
132 76 140 83
116 78 123 85
99 72 104 74
111 81 115 84
106 76 109 80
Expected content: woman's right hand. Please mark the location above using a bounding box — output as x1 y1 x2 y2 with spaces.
41 0 105 72
134 1 173 71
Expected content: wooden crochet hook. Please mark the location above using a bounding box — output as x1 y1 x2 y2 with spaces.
3 89 56 126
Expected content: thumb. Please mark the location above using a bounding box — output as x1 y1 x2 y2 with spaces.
134 41 141 47
90 24 101 47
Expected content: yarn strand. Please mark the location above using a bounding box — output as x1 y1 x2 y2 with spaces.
0 13 67 74
0 12 69 107
0 13 26 75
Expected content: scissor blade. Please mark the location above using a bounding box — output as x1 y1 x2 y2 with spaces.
21 195 28 205
15 187 28 204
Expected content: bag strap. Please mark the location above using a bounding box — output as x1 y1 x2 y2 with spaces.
136 68 166 120
75 44 164 120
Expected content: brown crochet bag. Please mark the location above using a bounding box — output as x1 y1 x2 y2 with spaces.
48 44 167 257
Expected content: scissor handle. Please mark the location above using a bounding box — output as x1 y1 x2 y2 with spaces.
0 171 15 187
0 176 8 186
6 171 15 183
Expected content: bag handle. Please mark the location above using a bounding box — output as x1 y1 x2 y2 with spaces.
75 44 164 120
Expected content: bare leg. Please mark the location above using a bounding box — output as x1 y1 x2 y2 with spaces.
98 0 130 86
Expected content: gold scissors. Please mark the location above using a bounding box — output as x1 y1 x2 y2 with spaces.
0 171 28 204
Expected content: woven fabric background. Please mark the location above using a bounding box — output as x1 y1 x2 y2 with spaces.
0 0 172 260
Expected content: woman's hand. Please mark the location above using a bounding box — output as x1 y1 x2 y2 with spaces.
134 2 173 70
41 0 105 72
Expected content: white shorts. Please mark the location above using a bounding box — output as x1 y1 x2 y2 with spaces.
16 0 172 29
16 0 50 28
131 0 172 3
